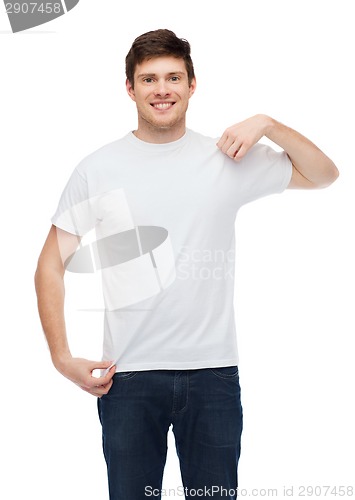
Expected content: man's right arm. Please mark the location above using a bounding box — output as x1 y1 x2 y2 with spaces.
34 225 116 397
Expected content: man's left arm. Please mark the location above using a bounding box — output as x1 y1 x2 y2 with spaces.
217 114 339 189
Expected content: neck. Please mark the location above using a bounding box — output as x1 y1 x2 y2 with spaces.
133 118 186 144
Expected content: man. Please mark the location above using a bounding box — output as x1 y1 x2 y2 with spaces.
34 29 338 499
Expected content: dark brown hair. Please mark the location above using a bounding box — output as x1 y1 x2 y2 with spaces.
125 29 195 88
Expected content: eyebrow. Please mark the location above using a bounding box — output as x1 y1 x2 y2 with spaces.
136 71 186 79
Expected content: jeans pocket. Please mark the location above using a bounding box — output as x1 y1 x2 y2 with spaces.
113 371 138 380
209 365 239 379
100 371 138 400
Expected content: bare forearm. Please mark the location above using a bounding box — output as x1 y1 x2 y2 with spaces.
264 115 339 188
34 226 116 396
34 266 72 369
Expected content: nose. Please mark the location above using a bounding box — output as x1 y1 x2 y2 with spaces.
154 78 171 97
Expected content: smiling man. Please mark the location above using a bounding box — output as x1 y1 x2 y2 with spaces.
35 29 339 500
126 56 195 141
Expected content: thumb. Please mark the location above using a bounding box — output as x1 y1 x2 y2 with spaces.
90 360 116 380
95 359 115 369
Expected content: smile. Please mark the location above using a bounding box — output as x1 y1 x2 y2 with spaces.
151 102 175 110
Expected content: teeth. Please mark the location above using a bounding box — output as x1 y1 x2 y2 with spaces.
153 103 173 109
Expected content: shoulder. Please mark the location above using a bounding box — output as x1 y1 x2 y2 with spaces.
223 141 290 170
75 133 132 176
186 129 227 164
187 130 284 165
187 129 219 149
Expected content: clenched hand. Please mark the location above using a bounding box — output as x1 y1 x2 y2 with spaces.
56 356 116 397
217 114 271 161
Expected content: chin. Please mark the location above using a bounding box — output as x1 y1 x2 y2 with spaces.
151 117 182 130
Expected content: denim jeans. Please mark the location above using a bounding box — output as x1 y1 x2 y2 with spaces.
97 366 243 499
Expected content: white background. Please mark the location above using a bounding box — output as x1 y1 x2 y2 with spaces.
1 0 354 498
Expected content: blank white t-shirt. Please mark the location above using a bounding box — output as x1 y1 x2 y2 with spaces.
52 129 292 371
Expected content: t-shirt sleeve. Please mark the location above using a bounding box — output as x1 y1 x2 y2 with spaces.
51 166 97 237
235 142 293 206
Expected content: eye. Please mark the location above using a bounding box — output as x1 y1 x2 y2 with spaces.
170 76 180 82
143 77 154 83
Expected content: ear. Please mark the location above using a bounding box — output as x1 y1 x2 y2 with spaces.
126 78 136 102
189 77 197 98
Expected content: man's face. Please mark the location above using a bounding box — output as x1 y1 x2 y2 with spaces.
126 56 196 133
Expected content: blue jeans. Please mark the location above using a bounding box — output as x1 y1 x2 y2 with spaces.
97 366 243 499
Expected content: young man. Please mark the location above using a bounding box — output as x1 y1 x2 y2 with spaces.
35 29 338 499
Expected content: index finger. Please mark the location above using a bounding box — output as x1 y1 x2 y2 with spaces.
216 130 229 149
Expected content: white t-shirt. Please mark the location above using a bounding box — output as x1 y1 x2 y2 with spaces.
52 128 292 371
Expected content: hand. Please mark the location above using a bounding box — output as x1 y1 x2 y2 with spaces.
217 114 272 161
55 356 116 398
